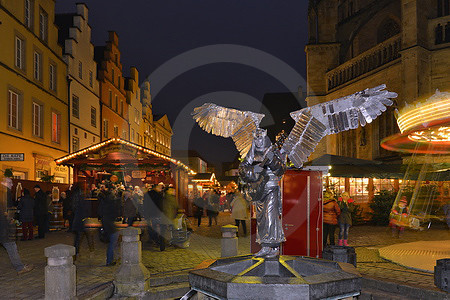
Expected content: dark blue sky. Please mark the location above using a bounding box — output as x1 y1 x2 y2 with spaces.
55 1 309 170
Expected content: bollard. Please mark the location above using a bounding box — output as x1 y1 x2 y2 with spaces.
322 245 357 267
221 225 238 257
114 227 150 297
44 244 76 300
434 258 450 292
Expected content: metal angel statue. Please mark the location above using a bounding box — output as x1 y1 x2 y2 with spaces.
192 84 397 258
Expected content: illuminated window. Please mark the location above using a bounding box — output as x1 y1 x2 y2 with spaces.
51 111 61 143
114 125 119 137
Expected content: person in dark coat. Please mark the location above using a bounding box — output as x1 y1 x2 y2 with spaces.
33 185 48 238
17 189 34 240
193 192 204 227
98 184 120 266
61 190 73 232
71 183 93 258
143 183 164 248
207 189 220 226
123 189 137 226
337 192 355 246
1 177 33 274
322 190 341 247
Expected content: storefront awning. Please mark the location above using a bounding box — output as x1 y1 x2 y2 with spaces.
304 154 404 178
55 138 196 175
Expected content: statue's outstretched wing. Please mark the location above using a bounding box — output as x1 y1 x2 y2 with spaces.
282 84 398 168
192 103 265 158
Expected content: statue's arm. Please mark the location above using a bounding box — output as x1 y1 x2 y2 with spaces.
238 161 261 182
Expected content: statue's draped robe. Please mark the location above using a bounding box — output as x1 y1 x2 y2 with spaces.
239 153 286 246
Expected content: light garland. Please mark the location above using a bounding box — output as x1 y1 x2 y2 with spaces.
55 138 196 175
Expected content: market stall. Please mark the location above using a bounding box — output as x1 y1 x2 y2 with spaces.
55 138 195 215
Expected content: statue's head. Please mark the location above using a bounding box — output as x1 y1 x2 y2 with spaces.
253 128 268 151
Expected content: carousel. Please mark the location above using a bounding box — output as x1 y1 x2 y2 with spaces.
55 138 196 215
381 90 450 229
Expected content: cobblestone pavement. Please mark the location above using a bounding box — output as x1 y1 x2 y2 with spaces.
0 213 448 299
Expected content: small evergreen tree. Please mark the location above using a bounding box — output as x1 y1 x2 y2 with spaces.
369 189 397 226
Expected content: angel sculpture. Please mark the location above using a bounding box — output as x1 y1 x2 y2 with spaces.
192 84 397 258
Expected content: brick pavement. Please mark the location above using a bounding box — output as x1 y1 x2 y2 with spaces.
0 213 448 299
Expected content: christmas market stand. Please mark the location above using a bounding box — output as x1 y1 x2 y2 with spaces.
55 138 196 215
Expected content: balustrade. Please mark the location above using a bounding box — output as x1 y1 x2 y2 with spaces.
327 34 401 90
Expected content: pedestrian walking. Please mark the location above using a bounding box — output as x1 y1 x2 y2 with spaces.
230 190 249 236
33 185 47 239
132 186 144 221
17 189 34 240
207 189 220 226
123 188 137 226
322 190 340 247
337 192 355 246
193 192 204 227
143 183 165 249
72 183 94 259
98 183 120 266
61 190 73 231
1 176 33 274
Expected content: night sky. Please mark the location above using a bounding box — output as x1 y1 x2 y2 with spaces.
55 1 309 172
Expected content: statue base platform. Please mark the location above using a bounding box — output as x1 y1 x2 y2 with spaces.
189 254 361 299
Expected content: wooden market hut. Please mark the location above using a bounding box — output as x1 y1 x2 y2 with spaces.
55 138 195 213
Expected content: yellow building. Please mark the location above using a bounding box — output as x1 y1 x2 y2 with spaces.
0 0 69 182
154 114 172 156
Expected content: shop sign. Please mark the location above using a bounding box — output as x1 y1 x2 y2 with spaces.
132 170 146 178
54 166 68 173
0 153 24 161
99 144 137 158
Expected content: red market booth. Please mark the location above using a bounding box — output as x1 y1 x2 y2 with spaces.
55 138 195 215
251 166 327 258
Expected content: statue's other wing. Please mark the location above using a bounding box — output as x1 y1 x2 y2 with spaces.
282 84 397 168
192 103 265 158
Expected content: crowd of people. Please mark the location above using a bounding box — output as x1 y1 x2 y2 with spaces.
192 187 250 236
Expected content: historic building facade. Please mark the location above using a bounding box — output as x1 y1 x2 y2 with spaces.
306 0 450 162
125 67 143 145
94 31 129 141
56 3 100 152
0 0 69 182
154 114 172 156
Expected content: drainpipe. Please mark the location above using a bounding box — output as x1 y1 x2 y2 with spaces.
67 76 72 184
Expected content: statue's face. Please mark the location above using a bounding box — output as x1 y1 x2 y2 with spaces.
254 129 268 151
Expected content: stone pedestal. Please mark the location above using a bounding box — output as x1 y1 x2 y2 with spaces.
44 244 76 300
221 225 238 258
114 227 150 297
434 258 450 292
322 245 357 267
189 255 361 299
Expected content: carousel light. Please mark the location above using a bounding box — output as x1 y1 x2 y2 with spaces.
397 92 450 133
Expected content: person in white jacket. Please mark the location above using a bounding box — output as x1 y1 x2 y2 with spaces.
230 191 249 236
